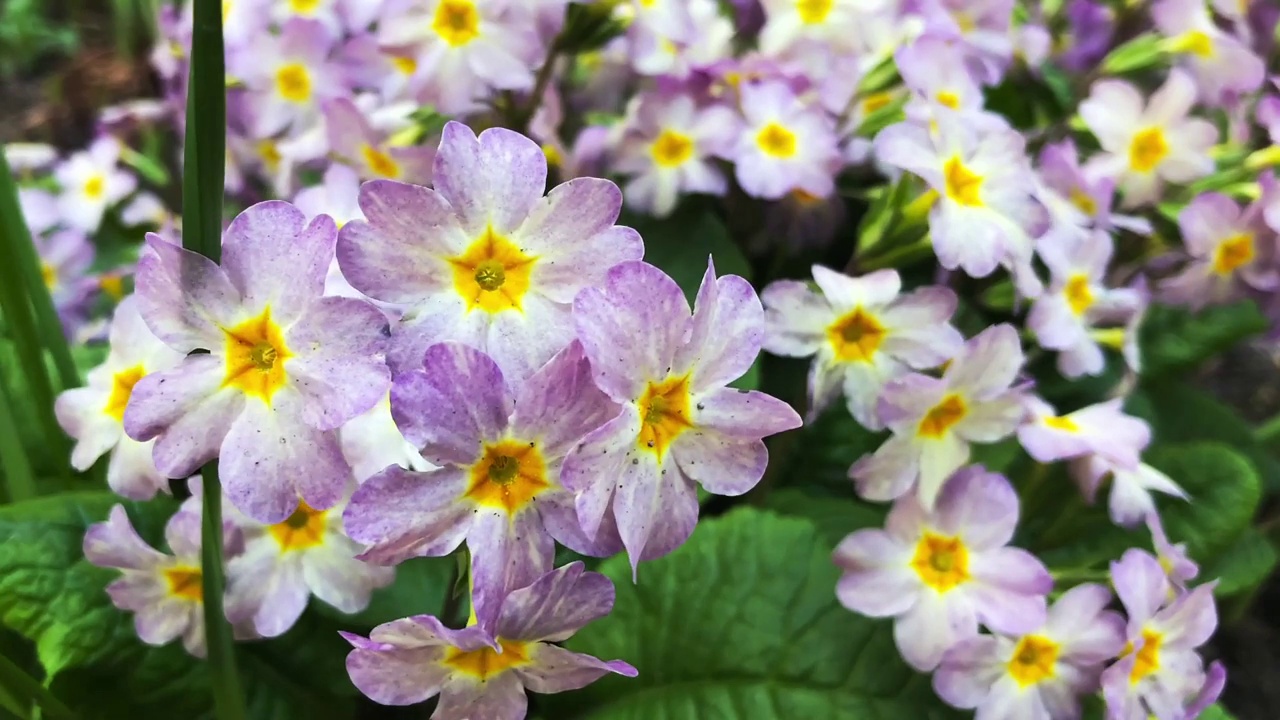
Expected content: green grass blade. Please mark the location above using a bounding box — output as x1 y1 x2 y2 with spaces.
0 151 80 391
184 0 241 717
0 381 37 503
0 651 74 720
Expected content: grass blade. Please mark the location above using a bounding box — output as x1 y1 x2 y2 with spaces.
0 381 37 503
184 0 242 718
0 151 80 391
0 651 75 720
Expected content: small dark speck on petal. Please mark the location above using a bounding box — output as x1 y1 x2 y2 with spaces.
647 441 654 447
631 459 638 465
696 403 705 410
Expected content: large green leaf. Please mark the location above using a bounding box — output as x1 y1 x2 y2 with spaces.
1201 527 1277 598
1139 302 1268 379
782 407 887 495
764 489 885 547
547 508 957 719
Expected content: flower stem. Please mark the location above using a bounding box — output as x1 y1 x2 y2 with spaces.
0 381 37 503
513 43 560 133
0 650 76 720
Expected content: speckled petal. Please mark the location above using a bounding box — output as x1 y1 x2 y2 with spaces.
467 508 555 638
285 296 391 431
496 562 615 643
516 643 637 693
674 260 764 393
124 355 245 479
343 466 472 565
432 122 546 237
134 235 241 350
390 342 510 465
221 201 335 324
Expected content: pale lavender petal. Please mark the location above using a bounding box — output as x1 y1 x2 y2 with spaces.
83 505 166 570
850 435 920 503
286 297 391 431
894 591 977 672
390 342 510 465
497 561 614 642
761 280 831 357
969 548 1052 634
917 434 971 512
135 235 241 350
302 542 394 614
933 466 1019 550
945 324 1023 398
343 466 472 564
435 673 527 720
690 388 801 438
467 508 554 637
932 635 1002 709
516 643 637 693
509 341 619 460
433 122 545 237
221 201 335 323
833 530 918 617
561 409 642 540
672 431 765 496
346 644 448 706
674 261 763 392
615 460 699 573
124 357 245 479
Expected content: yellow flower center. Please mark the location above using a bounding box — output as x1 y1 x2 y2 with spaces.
651 129 694 168
918 394 967 438
1068 187 1097 216
100 274 126 299
943 156 983 207
756 122 798 159
432 0 481 46
442 639 531 679
861 91 894 115
636 374 693 459
541 143 563 168
1172 30 1214 57
289 0 320 13
1043 415 1079 432
83 174 106 200
258 139 282 172
1128 127 1169 173
826 307 886 363
936 91 960 109
910 533 970 592
222 307 293 403
104 365 146 422
223 0 233 22
1007 635 1060 686
390 55 418 75
1128 628 1162 684
268 500 328 551
448 226 537 314
1212 233 1254 275
275 63 312 103
796 0 834 23
360 144 401 179
164 566 204 601
41 262 56 288
465 439 551 514
1064 273 1095 316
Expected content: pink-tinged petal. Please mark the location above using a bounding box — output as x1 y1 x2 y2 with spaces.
135 235 241 350
894 591 978 672
1079 80 1144 150
124 356 245 478
917 435 971 512
834 530 918 617
536 489 618 558
390 343 510 465
1045 584 1125 662
1156 583 1217 649
850 435 920 503
1178 193 1240 257
497 561 614 642
484 292 578 383
336 180 463 303
343 466 472 564
510 341 619 460
435 673 527 720
433 122 546 237
219 392 351 523
83 505 166 570
946 324 1023 398
561 409 641 539
519 178 642 299
690 388 802 439
675 262 763 392
517 643 636 693
303 542 394 614
346 644 449 706
284 297 391 431
932 635 1002 709
573 261 690 402
615 460 699 575
672 432 766 497
761 280 831 357
222 201 335 323
467 508 555 637
879 372 949 430
384 292 474 374
933 467 1020 550
969 548 1052 634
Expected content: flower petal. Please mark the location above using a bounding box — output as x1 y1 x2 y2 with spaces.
516 643 637 693
135 235 241 350
221 201 335 323
674 261 764 392
124 356 245 479
509 341 619 460
467 508 554 637
433 122 546 237
496 561 614 642
343 466 472 564
390 342 510 465
83 505 166 570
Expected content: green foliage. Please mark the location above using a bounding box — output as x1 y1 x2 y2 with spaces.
548 508 957 719
0 0 77 77
1203 528 1278 598
1098 33 1166 75
1138 302 1268 379
0 493 357 719
313 555 454 629
779 407 887 494
556 2 627 54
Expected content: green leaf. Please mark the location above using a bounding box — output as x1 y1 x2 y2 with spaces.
547 508 958 719
783 407 887 494
1139 302 1268 379
764 489 885 547
1099 32 1165 75
624 205 752 303
1201 528 1277 597
1196 704 1237 720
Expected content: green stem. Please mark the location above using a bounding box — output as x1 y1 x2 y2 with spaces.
1255 411 1280 444
513 43 559 133
199 466 244 720
0 381 37 503
0 151 80 391
0 651 75 720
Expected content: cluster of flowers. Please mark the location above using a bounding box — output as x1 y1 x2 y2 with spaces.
64 122 800 717
10 0 1277 718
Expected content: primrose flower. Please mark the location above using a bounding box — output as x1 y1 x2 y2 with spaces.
629 0 733 78
1161 192 1279 309
1057 0 1115 71
934 583 1127 720
344 562 635 715
84 505 240 658
918 0 1016 83
234 18 346 138
219 489 394 638
35 229 96 332
1153 0 1264 103
761 266 963 426
1079 71 1216 208
563 261 802 572
756 0 866 56
293 163 365 228
124 201 391 523
1036 139 1151 237
324 98 435 183
614 92 740 218
875 118 1042 297
1017 397 1148 468
376 0 538 114
851 324 1027 509
55 297 185 500
268 0 347 35
895 34 1004 130
732 81 841 201
1073 452 1187 528
1148 514 1199 590
1103 550 1226 720
1028 229 1144 378
54 136 136 233
835 466 1052 672
345 341 617 634
336 122 643 380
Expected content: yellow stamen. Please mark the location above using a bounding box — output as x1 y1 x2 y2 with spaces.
268 500 328 551
918 394 967 438
83 174 106 200
164 566 204 601
1064 273 1095 316
756 122 797 159
1007 635 1060 686
650 129 694 168
390 55 418 75
41 262 56 289
936 91 960 110
464 439 550 514
432 0 481 46
1068 187 1097 216
943 156 983 207
360 144 401 179
442 639 531 679
796 0 834 24
447 226 537 313
1043 415 1079 432
910 533 970 592
104 365 146 422
1128 629 1162 684
1171 30 1214 57
275 63 312 103
1128 127 1169 173
826 307 886 362
636 375 693 459
222 307 293 403
1212 233 1254 275
289 0 320 12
